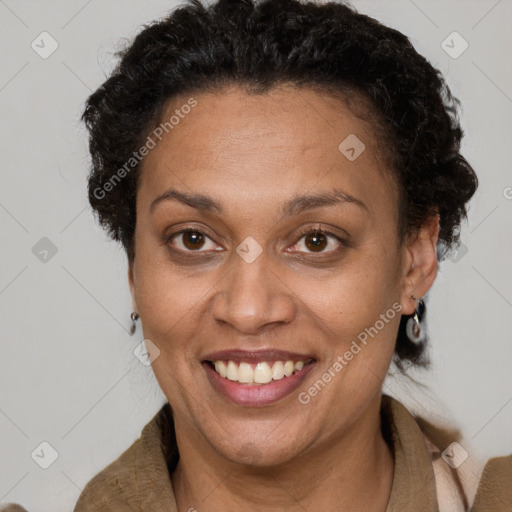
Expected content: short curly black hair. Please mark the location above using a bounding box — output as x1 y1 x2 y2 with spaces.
82 0 478 369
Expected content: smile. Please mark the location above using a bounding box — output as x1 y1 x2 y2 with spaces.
202 355 316 406
209 359 312 384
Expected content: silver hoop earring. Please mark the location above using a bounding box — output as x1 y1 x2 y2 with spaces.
406 297 426 343
129 312 139 336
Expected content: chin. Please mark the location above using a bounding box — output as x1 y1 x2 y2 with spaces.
210 424 309 468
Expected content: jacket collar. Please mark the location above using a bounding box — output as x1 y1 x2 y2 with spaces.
381 395 439 511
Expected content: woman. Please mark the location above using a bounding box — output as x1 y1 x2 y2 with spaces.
58 0 510 510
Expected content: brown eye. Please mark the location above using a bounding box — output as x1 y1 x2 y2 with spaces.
290 228 344 255
305 232 328 252
167 228 222 253
181 230 205 250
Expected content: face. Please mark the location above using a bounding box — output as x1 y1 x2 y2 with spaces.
129 84 436 466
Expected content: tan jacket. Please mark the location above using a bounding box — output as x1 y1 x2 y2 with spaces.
2 396 510 511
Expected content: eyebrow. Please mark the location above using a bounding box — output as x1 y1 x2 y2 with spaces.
149 187 368 216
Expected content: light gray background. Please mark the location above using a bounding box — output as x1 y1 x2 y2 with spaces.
1 0 511 510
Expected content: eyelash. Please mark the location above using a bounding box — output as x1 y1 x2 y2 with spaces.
165 225 346 258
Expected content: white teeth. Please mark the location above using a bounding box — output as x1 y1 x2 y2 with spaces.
271 361 284 380
238 362 254 383
283 361 295 377
211 359 309 384
254 362 272 384
214 361 227 378
226 361 238 381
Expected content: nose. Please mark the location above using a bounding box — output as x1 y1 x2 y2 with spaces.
211 250 296 335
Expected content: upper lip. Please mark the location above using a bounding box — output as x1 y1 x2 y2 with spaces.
202 349 316 363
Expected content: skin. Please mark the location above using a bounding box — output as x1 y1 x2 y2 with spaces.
128 84 439 511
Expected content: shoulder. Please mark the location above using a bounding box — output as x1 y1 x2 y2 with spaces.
381 395 485 511
412 405 511 511
0 505 29 512
73 403 173 511
73 437 143 511
73 402 177 511
470 454 512 511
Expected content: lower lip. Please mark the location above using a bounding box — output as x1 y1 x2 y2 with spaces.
203 361 315 407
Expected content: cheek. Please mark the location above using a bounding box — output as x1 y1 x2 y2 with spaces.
291 251 401 389
133 258 212 400
133 246 214 350
292 250 400 329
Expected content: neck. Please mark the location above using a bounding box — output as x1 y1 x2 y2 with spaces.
171 394 394 512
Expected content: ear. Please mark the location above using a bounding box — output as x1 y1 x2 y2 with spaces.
128 257 138 313
399 215 440 316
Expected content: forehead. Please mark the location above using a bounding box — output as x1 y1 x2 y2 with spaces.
137 84 396 216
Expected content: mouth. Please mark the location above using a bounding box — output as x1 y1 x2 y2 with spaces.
201 350 316 406
204 359 314 384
